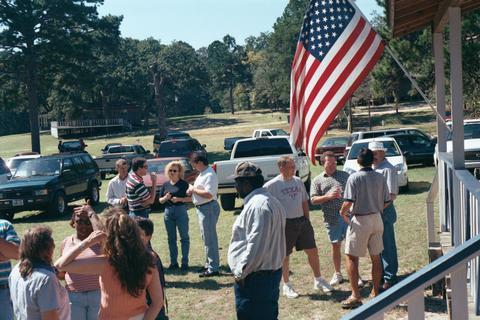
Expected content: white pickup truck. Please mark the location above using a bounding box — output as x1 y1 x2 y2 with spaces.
213 136 310 211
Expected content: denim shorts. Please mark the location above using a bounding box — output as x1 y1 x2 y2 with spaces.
325 214 348 243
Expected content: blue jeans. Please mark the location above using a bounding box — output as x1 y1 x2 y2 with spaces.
234 269 282 320
68 289 101 320
196 201 220 272
0 287 13 320
325 214 348 243
381 203 398 284
129 208 151 218
164 204 190 266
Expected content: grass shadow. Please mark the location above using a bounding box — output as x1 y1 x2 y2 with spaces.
404 181 431 195
166 279 232 291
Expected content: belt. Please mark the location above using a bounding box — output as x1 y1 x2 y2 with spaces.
351 212 379 216
0 283 9 289
235 268 281 287
286 216 306 222
195 200 215 208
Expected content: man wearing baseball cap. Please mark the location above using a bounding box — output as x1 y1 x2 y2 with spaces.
369 141 399 291
228 161 286 320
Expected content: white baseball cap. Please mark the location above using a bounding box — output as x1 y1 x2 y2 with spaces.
368 141 387 152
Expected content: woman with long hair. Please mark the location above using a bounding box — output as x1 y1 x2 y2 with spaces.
158 161 191 270
9 226 70 320
59 207 102 320
55 207 163 320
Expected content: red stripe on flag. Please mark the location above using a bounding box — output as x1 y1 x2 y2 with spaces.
308 42 384 164
304 28 378 154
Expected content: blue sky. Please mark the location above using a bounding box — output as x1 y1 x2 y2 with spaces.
98 0 383 49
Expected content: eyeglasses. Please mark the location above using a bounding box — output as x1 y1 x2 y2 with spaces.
169 169 178 173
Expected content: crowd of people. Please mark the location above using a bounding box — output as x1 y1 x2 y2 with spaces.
0 143 400 319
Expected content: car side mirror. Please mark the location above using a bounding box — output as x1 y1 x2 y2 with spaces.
298 151 306 157
146 150 150 153
62 168 72 174
202 144 206 148
403 151 410 157
431 136 438 144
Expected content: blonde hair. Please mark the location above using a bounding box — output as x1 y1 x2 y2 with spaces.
165 161 185 180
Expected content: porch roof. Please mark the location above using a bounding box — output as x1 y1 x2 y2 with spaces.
387 0 480 37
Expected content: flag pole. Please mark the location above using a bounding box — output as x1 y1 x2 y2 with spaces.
349 0 452 132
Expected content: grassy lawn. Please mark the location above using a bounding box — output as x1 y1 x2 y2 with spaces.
0 109 444 319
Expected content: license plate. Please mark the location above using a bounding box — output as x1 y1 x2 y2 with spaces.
12 199 24 206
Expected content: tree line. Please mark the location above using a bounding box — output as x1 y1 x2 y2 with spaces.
0 0 479 152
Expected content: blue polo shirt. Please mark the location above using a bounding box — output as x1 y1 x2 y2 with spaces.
0 219 20 285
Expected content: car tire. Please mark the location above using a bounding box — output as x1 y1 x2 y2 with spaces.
220 194 236 211
87 182 100 205
49 191 67 216
400 181 410 193
0 211 14 222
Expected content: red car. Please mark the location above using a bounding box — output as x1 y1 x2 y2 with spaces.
142 157 199 205
315 136 349 163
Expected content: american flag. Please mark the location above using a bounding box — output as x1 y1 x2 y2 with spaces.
289 0 384 164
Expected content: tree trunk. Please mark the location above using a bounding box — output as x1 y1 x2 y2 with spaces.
152 63 167 139
26 53 41 153
100 90 109 119
347 100 353 133
229 81 235 115
393 91 399 114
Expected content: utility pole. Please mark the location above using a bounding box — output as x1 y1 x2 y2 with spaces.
368 98 373 131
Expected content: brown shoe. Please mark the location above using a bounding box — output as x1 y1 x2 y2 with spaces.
341 296 363 309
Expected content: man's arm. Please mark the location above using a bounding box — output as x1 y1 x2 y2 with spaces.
0 238 19 260
340 201 353 223
302 201 310 219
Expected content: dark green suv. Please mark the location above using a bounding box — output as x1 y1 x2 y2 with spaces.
0 153 101 221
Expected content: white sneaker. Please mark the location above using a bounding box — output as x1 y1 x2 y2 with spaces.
283 284 299 299
358 278 365 288
314 277 334 293
329 272 344 286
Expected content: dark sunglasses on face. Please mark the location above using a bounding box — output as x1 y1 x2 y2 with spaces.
169 169 178 173
75 218 91 226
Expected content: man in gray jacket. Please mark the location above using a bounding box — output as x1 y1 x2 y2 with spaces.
228 161 286 320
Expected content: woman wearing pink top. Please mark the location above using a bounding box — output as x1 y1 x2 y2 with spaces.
59 208 102 320
55 207 163 320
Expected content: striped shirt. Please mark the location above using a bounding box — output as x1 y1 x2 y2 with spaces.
126 172 150 212
0 219 20 285
61 236 101 292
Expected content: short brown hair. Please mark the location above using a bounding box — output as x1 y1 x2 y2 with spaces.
277 155 294 168
321 151 336 161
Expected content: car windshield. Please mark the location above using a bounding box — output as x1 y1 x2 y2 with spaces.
13 159 61 178
321 137 349 146
108 146 134 153
147 160 171 174
447 123 480 140
347 141 401 160
270 129 288 136
158 141 194 157
235 139 293 158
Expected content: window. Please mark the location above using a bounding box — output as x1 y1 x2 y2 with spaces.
234 139 293 158
81 155 96 169
72 157 85 172
348 141 401 160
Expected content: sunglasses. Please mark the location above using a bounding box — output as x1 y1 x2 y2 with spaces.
75 218 91 226
169 169 178 173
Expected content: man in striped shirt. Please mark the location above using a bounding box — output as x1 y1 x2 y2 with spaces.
126 157 157 218
0 219 20 320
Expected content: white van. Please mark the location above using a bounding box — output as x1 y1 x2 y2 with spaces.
343 137 409 191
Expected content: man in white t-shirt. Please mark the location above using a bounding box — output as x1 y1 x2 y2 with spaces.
264 156 333 299
106 159 128 208
188 151 220 277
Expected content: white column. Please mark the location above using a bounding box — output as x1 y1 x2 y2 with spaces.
408 291 426 320
450 264 468 319
449 7 464 170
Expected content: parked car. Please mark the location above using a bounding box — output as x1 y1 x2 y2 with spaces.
213 136 310 211
7 154 42 176
0 153 101 221
155 138 206 159
142 157 199 206
153 131 191 151
101 143 122 154
434 119 480 169
315 136 349 163
0 158 11 184
389 133 436 166
59 140 87 152
224 136 249 151
252 128 289 138
345 127 434 159
94 144 153 179
343 137 409 192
